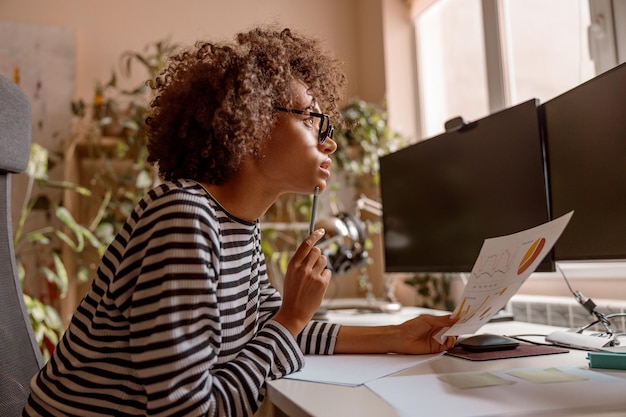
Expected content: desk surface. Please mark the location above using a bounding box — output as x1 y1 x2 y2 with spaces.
267 307 626 417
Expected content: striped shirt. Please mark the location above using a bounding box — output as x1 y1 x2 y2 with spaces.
23 179 340 417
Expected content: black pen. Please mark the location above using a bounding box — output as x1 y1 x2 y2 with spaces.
309 186 319 235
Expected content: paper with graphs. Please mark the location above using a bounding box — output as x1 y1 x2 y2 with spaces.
435 211 573 343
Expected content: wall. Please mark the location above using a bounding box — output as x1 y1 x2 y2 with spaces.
1 0 384 102
519 263 626 300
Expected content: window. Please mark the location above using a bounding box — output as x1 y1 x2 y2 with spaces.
414 0 596 139
504 0 595 105
415 0 489 138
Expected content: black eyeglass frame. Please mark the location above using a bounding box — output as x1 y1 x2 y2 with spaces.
274 107 334 144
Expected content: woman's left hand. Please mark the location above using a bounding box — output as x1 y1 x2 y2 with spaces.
392 314 457 354
334 313 457 354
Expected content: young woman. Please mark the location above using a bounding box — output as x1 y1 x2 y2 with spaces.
23 26 456 417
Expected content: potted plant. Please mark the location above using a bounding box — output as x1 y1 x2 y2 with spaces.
16 38 179 356
332 98 408 189
15 143 108 360
68 38 179 243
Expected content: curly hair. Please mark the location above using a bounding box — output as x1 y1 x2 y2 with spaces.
145 26 347 185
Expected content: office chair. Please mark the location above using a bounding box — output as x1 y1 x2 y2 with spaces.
0 73 44 416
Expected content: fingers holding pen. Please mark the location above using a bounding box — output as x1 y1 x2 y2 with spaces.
294 228 325 261
274 228 331 336
297 228 331 279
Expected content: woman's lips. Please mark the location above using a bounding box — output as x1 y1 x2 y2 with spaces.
320 159 332 178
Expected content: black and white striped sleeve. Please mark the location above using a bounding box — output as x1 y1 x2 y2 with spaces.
126 191 305 416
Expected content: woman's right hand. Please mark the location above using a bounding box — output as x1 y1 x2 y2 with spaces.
272 228 332 336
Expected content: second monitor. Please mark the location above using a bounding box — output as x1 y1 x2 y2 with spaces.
542 62 626 262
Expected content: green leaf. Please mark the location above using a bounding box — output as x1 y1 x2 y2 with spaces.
82 227 106 255
40 253 68 298
26 143 49 180
17 259 25 282
115 140 129 158
25 230 52 245
95 222 116 245
77 266 91 283
54 229 83 252
37 179 92 196
40 265 57 287
122 119 140 131
99 116 113 127
136 170 153 189
25 295 47 323
54 206 85 252
42 326 59 346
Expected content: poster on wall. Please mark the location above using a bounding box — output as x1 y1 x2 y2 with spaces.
0 20 76 154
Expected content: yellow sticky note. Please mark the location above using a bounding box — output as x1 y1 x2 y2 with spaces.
438 372 516 389
507 367 587 384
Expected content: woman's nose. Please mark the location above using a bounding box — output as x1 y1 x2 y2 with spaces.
322 138 337 155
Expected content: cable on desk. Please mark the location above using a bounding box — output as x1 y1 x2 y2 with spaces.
557 264 621 346
506 334 556 346
577 313 626 333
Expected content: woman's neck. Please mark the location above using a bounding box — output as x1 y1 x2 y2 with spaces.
199 178 278 223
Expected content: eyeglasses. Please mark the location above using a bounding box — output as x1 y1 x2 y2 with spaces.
274 107 334 145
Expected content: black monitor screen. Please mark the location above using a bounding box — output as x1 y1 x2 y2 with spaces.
543 62 626 261
380 99 553 273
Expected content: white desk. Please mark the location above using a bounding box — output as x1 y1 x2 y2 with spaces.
267 308 626 417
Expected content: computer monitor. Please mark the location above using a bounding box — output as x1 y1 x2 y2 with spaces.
380 98 553 273
542 62 626 261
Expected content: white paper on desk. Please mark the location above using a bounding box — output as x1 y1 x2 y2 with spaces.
366 367 626 417
365 366 626 417
435 211 573 343
284 353 443 386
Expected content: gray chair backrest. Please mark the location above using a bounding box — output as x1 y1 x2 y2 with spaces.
0 73 43 416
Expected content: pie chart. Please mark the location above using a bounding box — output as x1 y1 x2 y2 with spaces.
517 237 545 274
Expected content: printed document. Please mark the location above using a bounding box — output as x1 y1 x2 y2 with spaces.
435 211 573 343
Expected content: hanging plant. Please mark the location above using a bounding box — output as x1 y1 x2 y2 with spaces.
332 99 409 187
